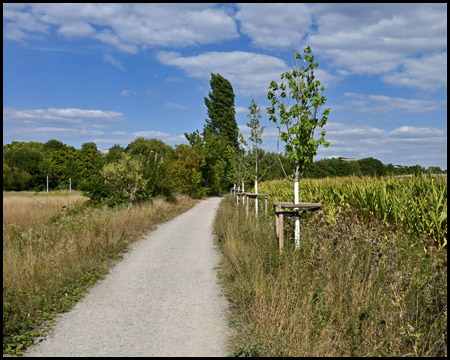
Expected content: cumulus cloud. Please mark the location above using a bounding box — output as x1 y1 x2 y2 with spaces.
234 3 312 49
382 51 447 91
339 93 446 114
246 120 446 168
315 122 447 167
234 3 447 91
3 4 238 52
3 107 124 142
132 130 187 145
156 50 335 97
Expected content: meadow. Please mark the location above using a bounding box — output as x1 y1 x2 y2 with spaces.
215 175 447 356
3 191 198 355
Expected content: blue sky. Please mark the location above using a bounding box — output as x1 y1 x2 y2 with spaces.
3 3 447 169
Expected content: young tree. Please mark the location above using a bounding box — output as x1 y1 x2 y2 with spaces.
235 133 249 195
267 46 330 249
246 99 265 215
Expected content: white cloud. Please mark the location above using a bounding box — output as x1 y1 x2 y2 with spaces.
4 4 238 52
164 102 187 110
132 130 187 145
337 93 446 114
382 52 447 91
235 3 447 92
157 50 289 97
4 107 123 122
315 122 447 167
234 3 312 49
103 54 126 71
3 107 124 142
57 22 95 38
252 121 446 168
235 107 249 114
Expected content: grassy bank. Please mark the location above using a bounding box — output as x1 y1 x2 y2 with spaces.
3 191 198 355
215 196 447 356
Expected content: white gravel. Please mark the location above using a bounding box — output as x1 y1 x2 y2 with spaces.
25 197 230 357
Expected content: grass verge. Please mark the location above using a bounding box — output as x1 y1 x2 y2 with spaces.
215 196 447 357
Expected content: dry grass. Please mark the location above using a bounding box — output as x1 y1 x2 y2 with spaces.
3 191 87 227
215 196 447 357
3 192 198 355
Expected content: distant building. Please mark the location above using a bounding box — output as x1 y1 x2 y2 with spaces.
326 156 357 162
103 149 109 155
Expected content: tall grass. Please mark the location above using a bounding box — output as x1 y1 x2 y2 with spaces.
3 192 198 355
258 175 447 249
3 191 87 227
215 196 447 357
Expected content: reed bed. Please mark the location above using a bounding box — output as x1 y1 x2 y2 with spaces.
3 192 198 355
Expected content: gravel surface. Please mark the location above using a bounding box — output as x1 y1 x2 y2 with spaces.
25 197 230 357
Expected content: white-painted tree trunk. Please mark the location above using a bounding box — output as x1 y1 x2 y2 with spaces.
294 179 300 250
255 179 258 216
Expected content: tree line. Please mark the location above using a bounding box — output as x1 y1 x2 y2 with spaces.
3 137 443 198
3 56 446 208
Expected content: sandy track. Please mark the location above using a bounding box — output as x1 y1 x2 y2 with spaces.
25 197 230 357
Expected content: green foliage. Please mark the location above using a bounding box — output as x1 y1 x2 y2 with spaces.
358 157 386 176
104 144 125 164
127 137 175 199
267 46 330 181
100 152 148 208
244 99 266 188
185 73 240 195
3 144 45 190
171 144 206 198
75 142 104 184
3 163 32 191
203 73 239 150
78 173 112 204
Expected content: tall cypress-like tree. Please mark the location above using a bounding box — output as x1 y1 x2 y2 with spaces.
184 73 239 195
202 73 239 150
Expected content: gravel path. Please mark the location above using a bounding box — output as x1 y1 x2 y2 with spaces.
25 197 230 357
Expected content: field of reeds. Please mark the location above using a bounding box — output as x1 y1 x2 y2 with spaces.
215 176 447 357
3 191 198 355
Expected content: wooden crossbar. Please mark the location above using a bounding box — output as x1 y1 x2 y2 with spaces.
273 201 324 253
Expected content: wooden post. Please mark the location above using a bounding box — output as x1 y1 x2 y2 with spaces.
279 209 284 254
245 194 249 218
265 197 267 215
274 203 279 238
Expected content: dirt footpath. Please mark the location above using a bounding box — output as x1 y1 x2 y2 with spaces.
25 197 230 357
